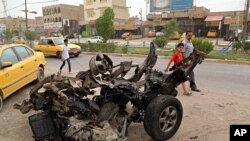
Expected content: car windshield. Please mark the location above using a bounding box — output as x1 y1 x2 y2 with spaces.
53 38 64 45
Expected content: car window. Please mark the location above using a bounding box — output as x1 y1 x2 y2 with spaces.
26 47 34 55
14 46 32 60
47 39 55 46
53 38 64 45
39 39 47 45
1 48 19 64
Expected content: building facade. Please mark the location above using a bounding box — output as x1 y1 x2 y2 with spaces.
42 4 84 35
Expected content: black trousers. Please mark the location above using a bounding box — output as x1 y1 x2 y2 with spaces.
60 58 71 72
189 71 197 89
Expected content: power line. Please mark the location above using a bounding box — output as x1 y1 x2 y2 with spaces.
27 0 58 5
0 3 24 14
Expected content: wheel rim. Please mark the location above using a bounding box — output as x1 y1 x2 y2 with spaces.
38 68 44 81
159 106 178 132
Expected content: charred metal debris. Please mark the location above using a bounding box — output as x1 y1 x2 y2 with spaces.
14 44 205 141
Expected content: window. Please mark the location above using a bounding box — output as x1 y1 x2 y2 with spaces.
1 48 19 64
14 46 32 60
100 0 107 3
59 17 62 22
26 48 34 56
86 0 93 5
87 10 95 17
58 7 61 13
39 39 47 45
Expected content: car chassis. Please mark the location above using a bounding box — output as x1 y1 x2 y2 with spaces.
15 44 204 141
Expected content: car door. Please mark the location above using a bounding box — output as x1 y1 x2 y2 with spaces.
13 46 38 83
47 39 59 55
36 39 47 54
0 47 24 98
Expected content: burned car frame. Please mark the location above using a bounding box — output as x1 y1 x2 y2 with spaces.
15 44 205 141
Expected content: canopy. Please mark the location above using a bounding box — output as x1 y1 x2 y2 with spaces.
205 16 223 22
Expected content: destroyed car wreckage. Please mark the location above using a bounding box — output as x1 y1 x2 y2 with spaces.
15 44 205 141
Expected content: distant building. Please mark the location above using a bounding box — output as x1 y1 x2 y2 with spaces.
83 0 129 36
42 4 84 36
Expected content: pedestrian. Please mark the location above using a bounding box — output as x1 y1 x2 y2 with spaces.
182 31 201 92
164 43 191 95
59 38 73 74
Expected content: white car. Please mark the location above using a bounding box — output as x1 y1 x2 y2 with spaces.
156 32 164 37
87 36 103 43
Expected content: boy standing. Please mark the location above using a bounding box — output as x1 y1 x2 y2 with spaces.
164 43 191 95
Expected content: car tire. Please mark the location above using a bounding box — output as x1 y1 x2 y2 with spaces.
143 95 183 141
0 95 3 111
74 53 79 57
56 51 60 59
33 67 44 83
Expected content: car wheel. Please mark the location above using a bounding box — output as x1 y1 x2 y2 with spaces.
34 67 44 83
74 54 79 57
143 95 183 141
56 51 61 59
0 95 3 111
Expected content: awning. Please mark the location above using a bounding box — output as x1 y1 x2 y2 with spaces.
205 16 223 22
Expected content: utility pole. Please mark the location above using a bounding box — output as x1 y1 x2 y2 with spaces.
140 8 143 36
243 0 250 41
25 0 28 31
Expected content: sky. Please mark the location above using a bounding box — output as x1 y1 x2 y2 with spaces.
0 0 246 19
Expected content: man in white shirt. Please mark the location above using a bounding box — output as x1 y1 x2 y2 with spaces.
59 39 73 74
182 31 201 92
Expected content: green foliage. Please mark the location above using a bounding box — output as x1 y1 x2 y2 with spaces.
155 37 168 48
95 7 115 43
25 31 36 41
192 38 214 54
3 29 13 43
244 41 250 51
122 45 128 54
88 43 116 53
163 19 179 39
74 43 89 51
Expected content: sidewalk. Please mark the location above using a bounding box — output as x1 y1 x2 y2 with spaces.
127 89 250 141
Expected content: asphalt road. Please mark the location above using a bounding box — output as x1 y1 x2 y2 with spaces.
0 54 249 141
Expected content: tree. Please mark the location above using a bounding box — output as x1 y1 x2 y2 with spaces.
25 31 36 41
95 7 115 43
25 31 36 48
3 29 13 43
163 19 179 40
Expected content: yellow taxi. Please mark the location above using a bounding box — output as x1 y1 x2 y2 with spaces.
12 36 26 44
0 44 46 111
207 30 217 38
148 30 156 37
170 32 181 40
35 37 81 58
179 32 196 42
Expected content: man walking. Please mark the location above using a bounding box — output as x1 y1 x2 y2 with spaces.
59 39 73 74
182 31 201 92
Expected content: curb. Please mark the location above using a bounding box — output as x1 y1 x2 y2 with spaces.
81 52 250 65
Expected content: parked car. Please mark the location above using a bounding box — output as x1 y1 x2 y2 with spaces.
50 32 63 37
35 37 81 58
207 30 217 38
170 32 181 40
179 32 196 42
12 36 26 44
156 32 165 37
147 30 156 37
87 36 103 43
121 32 132 40
0 44 46 111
